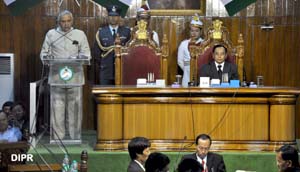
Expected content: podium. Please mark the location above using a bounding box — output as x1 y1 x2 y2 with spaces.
44 56 89 144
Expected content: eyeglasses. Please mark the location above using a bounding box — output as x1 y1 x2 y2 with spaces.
197 146 210 151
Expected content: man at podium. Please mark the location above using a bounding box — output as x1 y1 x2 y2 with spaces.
40 10 91 143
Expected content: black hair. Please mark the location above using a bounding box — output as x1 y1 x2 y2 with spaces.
128 137 151 160
195 134 212 145
177 158 203 172
277 145 300 167
11 102 26 110
145 152 170 172
11 102 27 117
2 101 14 110
212 44 227 53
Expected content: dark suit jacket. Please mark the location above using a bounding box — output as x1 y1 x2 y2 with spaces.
94 25 131 84
200 61 238 81
286 167 300 172
181 152 226 172
127 160 145 172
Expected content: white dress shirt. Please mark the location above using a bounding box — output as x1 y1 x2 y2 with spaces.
109 25 119 35
215 61 225 71
197 154 208 172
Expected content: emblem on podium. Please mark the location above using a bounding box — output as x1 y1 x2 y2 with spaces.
59 66 73 81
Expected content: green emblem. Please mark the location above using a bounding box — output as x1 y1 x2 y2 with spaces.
59 66 73 81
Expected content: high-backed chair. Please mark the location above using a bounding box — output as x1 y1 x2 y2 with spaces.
114 20 168 85
189 19 244 84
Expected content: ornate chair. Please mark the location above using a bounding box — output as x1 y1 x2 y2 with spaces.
114 20 168 85
189 19 244 84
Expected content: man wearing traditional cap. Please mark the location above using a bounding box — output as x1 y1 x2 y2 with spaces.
94 5 131 85
177 14 204 87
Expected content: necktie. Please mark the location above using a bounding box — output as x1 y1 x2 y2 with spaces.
217 65 222 81
112 29 116 40
202 160 207 172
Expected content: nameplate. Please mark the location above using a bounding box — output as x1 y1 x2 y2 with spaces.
199 77 210 88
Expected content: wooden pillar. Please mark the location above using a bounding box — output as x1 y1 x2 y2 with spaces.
94 94 123 150
269 95 296 141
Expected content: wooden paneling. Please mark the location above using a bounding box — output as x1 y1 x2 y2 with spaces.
249 25 300 86
93 87 300 151
123 103 269 140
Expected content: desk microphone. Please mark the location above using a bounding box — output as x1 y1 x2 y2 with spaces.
173 136 189 172
53 28 76 45
43 28 76 61
25 133 54 172
188 81 195 87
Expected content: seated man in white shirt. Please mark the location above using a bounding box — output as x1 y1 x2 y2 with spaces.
0 111 22 143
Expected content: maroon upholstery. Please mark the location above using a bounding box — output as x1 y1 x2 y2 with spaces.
122 46 161 85
198 47 236 75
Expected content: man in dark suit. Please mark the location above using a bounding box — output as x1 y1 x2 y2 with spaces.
127 137 151 172
276 145 300 172
181 134 226 172
94 5 131 85
200 44 238 83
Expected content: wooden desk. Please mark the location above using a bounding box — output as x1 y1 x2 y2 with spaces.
92 87 300 151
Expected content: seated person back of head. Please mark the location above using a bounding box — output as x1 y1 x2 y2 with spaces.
145 152 170 172
276 145 300 172
200 44 238 82
0 110 22 142
177 158 203 172
127 137 151 172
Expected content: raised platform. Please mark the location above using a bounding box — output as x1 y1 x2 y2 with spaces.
26 130 291 172
92 86 300 151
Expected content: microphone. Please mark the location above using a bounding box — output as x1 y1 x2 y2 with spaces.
34 126 63 168
173 136 189 172
42 28 76 62
49 124 72 160
52 28 75 45
25 134 54 172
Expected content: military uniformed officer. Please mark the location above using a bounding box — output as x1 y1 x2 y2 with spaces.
94 5 131 85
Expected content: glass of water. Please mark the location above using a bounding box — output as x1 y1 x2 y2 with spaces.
257 76 264 87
